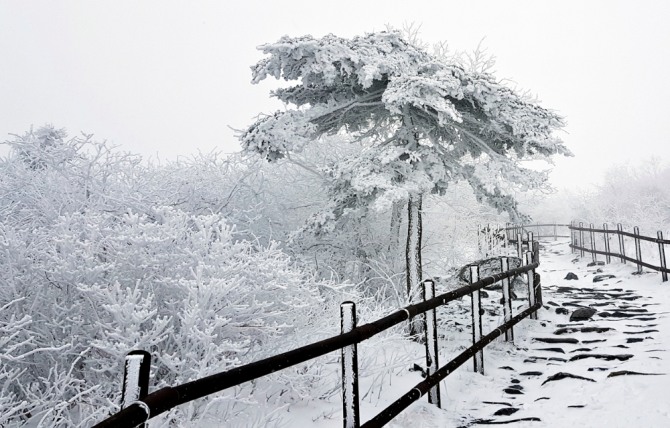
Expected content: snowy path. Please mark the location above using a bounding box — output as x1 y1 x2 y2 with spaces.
457 240 670 427
280 240 670 427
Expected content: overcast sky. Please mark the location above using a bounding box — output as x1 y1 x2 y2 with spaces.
2 0 669 190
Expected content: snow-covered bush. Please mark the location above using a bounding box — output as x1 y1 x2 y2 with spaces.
0 128 352 426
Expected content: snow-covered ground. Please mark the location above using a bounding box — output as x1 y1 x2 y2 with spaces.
270 239 670 427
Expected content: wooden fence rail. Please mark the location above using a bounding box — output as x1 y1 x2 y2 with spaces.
569 222 670 282
93 246 542 428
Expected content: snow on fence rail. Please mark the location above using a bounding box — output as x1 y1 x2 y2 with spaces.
569 221 670 282
92 242 543 428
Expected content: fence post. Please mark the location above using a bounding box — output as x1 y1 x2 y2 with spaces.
603 224 611 264
579 222 585 257
121 350 151 428
528 232 534 249
554 223 557 241
500 257 514 342
524 252 537 320
589 223 597 263
533 241 540 265
633 226 643 274
570 221 575 253
617 223 626 264
340 302 360 428
469 265 484 375
658 232 668 282
422 280 441 407
516 233 523 259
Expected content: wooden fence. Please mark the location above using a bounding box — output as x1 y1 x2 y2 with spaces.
93 242 543 428
569 221 670 282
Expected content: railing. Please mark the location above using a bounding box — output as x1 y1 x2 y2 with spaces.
93 243 543 428
505 223 571 241
569 222 669 282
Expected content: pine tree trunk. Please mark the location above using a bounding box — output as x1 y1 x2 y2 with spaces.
405 193 423 337
389 199 404 259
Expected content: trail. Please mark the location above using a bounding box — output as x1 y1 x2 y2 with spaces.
459 239 670 427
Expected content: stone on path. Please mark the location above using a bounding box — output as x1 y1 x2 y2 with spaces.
593 274 616 283
534 337 579 344
564 272 579 280
607 370 666 378
570 307 597 321
569 354 633 362
587 261 605 267
541 372 596 385
553 326 613 335
493 407 520 416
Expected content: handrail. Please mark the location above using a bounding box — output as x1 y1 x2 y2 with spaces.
568 222 670 277
93 260 540 428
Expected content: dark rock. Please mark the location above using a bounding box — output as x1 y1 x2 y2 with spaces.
534 337 579 344
607 370 665 378
588 367 609 372
541 372 596 385
598 311 642 318
493 407 520 416
564 272 579 280
626 338 645 343
507 384 523 391
569 354 633 362
520 371 543 376
499 366 515 371
596 268 603 273
569 348 593 353
553 326 613 335
623 329 659 334
568 405 586 408
546 301 559 306
483 401 512 406
570 307 597 321
593 274 616 283
556 307 570 315
535 347 565 354
535 397 550 401
582 339 607 344
503 388 524 395
587 261 605 267
510 379 520 384
480 290 489 298
614 345 629 349
471 417 542 425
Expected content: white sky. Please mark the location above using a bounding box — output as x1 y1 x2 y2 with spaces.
2 0 669 190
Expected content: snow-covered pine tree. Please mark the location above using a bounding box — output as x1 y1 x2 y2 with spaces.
241 31 570 313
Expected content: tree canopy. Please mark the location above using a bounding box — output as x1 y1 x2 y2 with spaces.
241 31 570 220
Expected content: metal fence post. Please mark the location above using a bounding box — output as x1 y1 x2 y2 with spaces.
658 231 668 282
579 222 585 257
422 280 441 407
341 302 360 428
500 257 514 343
589 223 597 263
617 223 626 264
603 223 611 264
633 226 643 274
469 265 484 375
524 252 537 320
121 350 151 428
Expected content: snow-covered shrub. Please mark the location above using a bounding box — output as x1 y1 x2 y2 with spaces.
0 127 354 426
